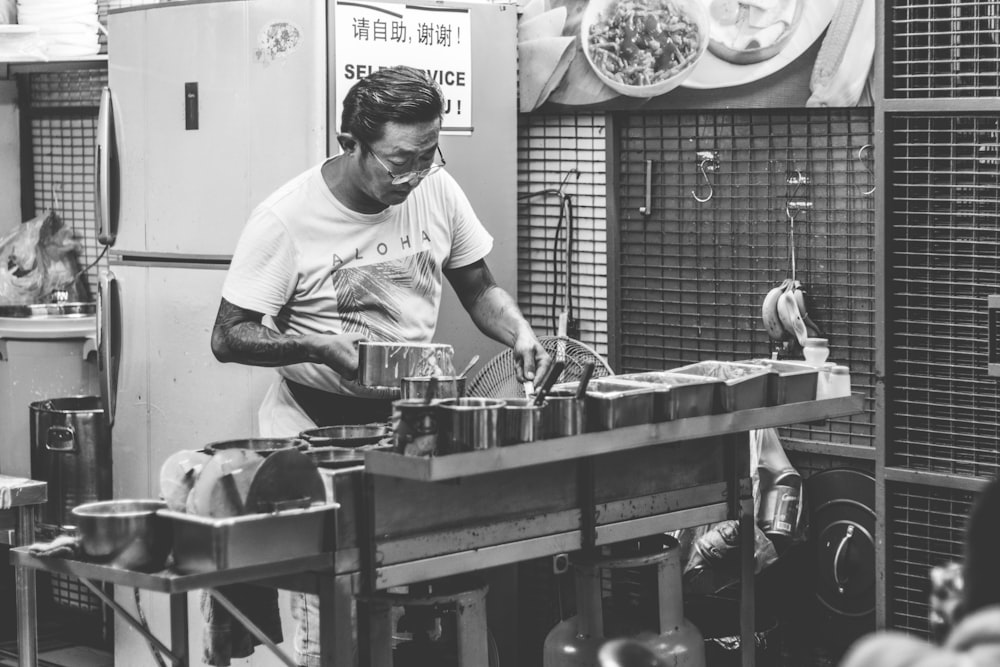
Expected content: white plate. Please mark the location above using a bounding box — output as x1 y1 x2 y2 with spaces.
682 0 836 90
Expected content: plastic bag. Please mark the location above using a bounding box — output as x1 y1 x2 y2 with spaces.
0 209 88 305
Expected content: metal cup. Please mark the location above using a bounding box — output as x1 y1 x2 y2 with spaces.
500 398 548 446
392 399 440 457
544 390 587 436
436 398 505 454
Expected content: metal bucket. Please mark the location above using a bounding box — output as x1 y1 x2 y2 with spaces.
30 396 111 533
436 398 505 454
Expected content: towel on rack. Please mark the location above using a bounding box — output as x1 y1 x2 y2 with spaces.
26 534 81 558
200 584 283 667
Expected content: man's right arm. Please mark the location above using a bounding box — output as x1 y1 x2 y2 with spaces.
211 297 363 379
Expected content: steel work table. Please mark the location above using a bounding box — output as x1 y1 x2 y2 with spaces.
0 475 46 667
10 548 336 667
344 394 865 667
10 395 863 667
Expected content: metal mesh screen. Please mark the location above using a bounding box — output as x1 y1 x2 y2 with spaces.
886 114 1000 477
888 0 1000 98
517 113 609 360
24 70 107 300
615 109 876 448
887 483 973 635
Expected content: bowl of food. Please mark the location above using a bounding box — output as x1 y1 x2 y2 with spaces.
706 0 803 65
581 0 709 97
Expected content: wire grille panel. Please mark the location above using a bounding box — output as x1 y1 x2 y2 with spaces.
615 110 876 448
888 0 1000 98
25 71 106 300
887 114 1000 477
518 113 609 359
887 483 973 636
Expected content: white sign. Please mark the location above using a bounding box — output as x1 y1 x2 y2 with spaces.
334 1 473 134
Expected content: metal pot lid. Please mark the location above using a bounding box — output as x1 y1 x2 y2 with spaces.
0 302 96 318
807 469 876 618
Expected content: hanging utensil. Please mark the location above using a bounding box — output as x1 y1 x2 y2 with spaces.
534 359 566 407
458 354 480 378
575 361 596 400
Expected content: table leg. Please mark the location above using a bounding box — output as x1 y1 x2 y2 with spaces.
169 593 189 667
320 573 356 667
725 432 755 667
15 504 37 667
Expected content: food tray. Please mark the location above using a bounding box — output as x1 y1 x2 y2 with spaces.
613 371 722 420
159 504 337 574
668 361 769 412
553 378 656 431
357 342 455 390
745 359 819 405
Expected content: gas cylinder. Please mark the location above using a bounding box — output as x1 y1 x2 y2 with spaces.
542 535 705 667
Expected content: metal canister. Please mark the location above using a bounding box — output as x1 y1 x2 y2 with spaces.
436 398 505 454
400 376 466 401
499 398 547 445
543 390 587 436
393 398 440 457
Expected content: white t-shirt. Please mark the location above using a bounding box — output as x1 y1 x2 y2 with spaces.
222 156 493 397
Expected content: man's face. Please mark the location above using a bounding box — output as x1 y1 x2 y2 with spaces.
358 119 441 207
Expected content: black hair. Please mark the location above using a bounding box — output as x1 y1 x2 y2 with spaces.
960 476 1000 616
340 66 444 147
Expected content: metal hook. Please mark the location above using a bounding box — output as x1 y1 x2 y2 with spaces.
691 150 719 203
858 144 875 196
51 182 63 212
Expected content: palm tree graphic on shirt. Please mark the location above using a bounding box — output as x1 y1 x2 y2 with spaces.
331 250 439 341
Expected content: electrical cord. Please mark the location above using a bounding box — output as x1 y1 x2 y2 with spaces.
517 169 580 334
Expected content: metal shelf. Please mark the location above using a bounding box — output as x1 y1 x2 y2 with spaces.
0 54 107 78
365 394 865 481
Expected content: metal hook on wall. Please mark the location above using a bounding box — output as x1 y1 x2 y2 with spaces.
50 182 63 212
691 150 720 203
858 144 876 196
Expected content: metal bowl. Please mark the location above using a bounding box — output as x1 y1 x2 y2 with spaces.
400 376 467 401
202 437 308 456
71 499 171 572
299 424 390 448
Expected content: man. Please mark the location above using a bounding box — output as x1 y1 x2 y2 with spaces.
211 65 550 665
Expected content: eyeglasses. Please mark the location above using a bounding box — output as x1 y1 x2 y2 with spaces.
366 145 446 185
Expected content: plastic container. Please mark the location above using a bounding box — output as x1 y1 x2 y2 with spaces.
802 337 830 367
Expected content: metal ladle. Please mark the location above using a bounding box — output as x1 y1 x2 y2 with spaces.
458 354 480 378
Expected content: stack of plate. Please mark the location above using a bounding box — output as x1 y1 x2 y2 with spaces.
16 0 100 58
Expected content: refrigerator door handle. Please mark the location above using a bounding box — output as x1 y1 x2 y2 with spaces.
98 269 121 426
95 86 119 247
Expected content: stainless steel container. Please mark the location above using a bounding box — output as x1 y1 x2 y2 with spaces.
554 379 656 432
613 371 722 420
72 499 171 572
160 503 337 574
358 342 456 390
745 359 819 405
436 398 505 454
499 398 547 445
30 396 111 533
544 390 587 436
669 361 770 412
393 398 441 457
400 375 467 401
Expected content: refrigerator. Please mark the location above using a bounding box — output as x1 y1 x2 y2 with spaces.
97 0 517 663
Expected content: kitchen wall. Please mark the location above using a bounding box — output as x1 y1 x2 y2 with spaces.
0 79 19 234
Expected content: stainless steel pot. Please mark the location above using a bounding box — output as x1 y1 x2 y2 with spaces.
72 499 171 572
499 398 547 445
358 342 456 390
400 375 467 401
30 396 111 533
436 398 505 454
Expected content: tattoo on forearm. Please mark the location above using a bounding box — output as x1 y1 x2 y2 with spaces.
214 299 311 367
